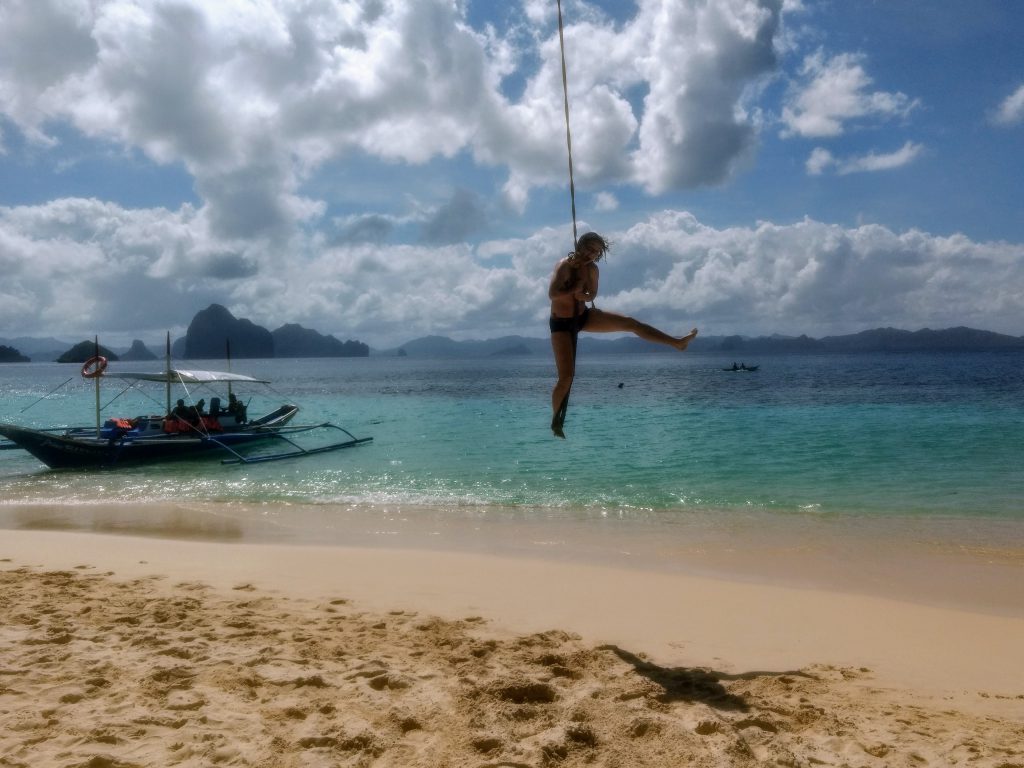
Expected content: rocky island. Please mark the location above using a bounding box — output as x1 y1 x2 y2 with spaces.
0 345 30 363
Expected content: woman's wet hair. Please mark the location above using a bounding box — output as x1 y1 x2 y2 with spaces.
576 231 609 261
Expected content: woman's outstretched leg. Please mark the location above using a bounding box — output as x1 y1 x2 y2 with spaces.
583 308 698 350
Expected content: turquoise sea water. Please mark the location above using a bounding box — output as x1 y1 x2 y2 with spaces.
4 350 1022 615
1 351 1021 522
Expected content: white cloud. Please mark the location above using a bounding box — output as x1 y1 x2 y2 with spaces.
3 2 1015 348
2 201 1022 346
992 83 1024 126
629 0 782 192
599 212 1024 337
836 141 923 174
523 0 557 26
806 141 923 176
781 49 918 138
0 0 790 234
805 146 834 175
0 0 503 242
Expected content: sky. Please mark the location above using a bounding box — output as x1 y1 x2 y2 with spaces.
1 0 1023 349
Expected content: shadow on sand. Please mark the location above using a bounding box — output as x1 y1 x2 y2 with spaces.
599 645 813 712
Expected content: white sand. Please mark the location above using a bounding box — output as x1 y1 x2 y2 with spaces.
2 528 1022 767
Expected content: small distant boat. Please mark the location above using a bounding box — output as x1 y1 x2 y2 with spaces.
722 363 759 372
0 357 371 469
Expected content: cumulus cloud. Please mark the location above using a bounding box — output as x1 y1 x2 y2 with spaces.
0 0 498 242
3 2 1015 347
333 214 396 245
805 146 834 175
781 49 918 138
494 0 785 204
594 192 619 212
806 141 923 176
419 189 488 245
3 201 1022 346
0 0 790 234
629 0 782 192
992 83 1024 126
599 211 1024 337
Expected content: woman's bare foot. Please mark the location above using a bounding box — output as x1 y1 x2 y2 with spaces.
675 328 699 351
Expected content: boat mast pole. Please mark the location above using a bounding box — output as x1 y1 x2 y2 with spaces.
165 331 172 416
226 338 233 400
94 335 101 438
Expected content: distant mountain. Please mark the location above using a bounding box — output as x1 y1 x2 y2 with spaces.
171 336 187 358
576 335 716 354
820 326 1024 352
383 333 713 357
120 339 158 361
0 336 73 360
176 306 371 359
9 324 1023 363
490 343 533 357
714 326 1024 354
184 304 274 359
56 341 120 364
389 335 551 358
0 345 30 363
383 333 718 357
386 326 1024 358
272 323 369 357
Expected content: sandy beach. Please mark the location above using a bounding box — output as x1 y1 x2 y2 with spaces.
2 526 1023 767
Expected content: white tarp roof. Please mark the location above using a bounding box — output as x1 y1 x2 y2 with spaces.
104 369 269 384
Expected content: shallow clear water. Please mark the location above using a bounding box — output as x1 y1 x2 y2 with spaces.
1 351 1022 522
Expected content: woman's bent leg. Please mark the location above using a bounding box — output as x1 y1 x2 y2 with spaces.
550 332 576 436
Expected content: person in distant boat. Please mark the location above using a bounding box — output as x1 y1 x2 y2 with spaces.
548 231 698 436
227 393 247 424
185 399 205 425
172 399 191 421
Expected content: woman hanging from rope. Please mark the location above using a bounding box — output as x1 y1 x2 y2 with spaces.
549 231 699 437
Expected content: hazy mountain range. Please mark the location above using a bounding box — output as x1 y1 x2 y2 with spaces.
1 305 370 362
381 326 1024 358
4 323 1024 363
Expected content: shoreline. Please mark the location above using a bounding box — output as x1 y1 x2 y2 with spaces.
3 528 1022 766
4 499 1023 617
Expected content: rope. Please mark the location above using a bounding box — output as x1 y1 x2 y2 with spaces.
552 0 579 437
556 0 578 249
20 377 74 413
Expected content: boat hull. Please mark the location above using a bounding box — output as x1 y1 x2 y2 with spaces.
0 405 300 469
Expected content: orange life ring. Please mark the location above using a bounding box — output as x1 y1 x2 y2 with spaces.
81 355 108 379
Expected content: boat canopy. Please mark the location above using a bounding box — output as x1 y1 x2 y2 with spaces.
104 369 270 384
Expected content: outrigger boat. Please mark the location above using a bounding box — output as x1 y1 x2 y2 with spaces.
0 356 372 469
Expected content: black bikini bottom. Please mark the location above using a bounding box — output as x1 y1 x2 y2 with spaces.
549 307 590 334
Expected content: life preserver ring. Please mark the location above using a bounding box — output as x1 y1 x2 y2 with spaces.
81 355 108 379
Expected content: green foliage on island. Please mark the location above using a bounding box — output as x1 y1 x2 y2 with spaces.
0 345 30 363
56 341 120 363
